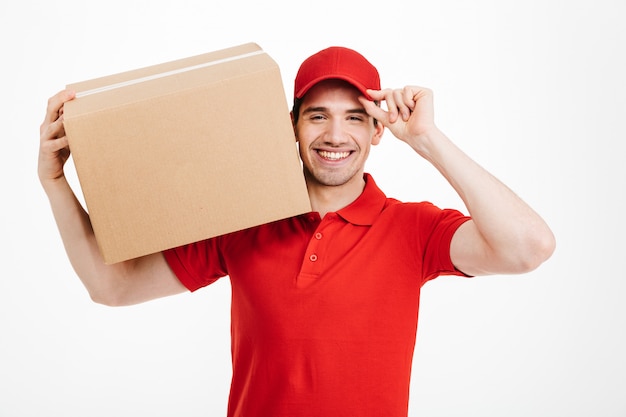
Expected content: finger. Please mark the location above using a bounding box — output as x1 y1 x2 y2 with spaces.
361 90 391 122
42 89 75 127
42 134 69 154
380 89 400 123
40 115 66 145
410 86 434 105
365 88 386 102
359 96 389 124
402 87 417 110
393 89 414 122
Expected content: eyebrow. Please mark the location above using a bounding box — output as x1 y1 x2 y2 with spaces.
301 106 369 117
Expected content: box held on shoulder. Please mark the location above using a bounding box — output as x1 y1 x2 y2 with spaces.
63 42 311 264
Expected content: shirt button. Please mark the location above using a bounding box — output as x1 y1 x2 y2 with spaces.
315 232 323 240
309 254 318 262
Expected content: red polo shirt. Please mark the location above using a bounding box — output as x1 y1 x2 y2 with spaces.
164 174 470 417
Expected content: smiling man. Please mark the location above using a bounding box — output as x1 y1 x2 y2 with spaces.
39 46 555 417
295 77 383 216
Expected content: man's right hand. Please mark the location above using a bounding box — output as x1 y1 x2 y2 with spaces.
38 89 75 186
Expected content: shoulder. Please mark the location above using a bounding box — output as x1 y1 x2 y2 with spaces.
377 199 470 244
381 198 461 220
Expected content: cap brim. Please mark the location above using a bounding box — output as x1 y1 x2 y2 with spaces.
295 75 374 101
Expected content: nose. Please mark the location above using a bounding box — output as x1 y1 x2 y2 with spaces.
322 119 348 146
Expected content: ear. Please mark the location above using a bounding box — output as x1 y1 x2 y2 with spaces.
290 111 299 142
371 121 384 146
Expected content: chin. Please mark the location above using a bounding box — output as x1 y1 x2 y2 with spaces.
307 169 360 188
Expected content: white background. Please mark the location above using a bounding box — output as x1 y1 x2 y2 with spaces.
2 0 625 416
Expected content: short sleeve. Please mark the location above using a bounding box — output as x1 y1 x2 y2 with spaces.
416 203 471 281
163 237 228 292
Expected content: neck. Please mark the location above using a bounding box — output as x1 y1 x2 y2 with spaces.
305 173 366 218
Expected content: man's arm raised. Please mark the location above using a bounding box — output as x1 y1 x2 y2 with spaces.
39 90 187 306
362 86 556 276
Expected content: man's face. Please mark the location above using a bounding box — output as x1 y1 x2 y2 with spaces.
294 79 383 188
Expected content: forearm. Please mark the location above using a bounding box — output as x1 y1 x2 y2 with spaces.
42 176 127 301
41 176 186 305
407 128 556 273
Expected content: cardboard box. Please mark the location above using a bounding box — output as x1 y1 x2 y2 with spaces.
63 43 311 264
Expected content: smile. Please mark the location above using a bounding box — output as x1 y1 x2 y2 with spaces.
317 150 351 161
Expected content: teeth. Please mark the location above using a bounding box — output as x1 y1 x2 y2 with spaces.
318 151 350 161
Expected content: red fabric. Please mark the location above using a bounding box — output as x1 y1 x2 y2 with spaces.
163 174 470 417
293 46 380 100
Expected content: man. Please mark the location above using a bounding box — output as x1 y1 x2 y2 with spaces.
39 46 555 416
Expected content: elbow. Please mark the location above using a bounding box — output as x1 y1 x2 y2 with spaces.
509 229 557 274
88 290 126 307
530 227 557 269
86 280 132 307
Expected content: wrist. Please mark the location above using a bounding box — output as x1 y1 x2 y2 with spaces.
40 174 70 195
406 126 450 160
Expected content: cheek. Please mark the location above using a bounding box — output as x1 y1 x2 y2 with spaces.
294 126 317 146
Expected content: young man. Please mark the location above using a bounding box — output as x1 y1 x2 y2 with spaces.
39 46 555 416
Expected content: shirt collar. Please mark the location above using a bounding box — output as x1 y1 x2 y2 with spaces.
336 173 387 226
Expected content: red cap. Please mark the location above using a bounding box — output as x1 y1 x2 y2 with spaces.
294 46 380 100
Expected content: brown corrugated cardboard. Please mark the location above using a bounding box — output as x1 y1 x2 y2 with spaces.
63 43 311 264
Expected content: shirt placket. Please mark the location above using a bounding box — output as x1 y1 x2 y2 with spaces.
296 213 338 286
